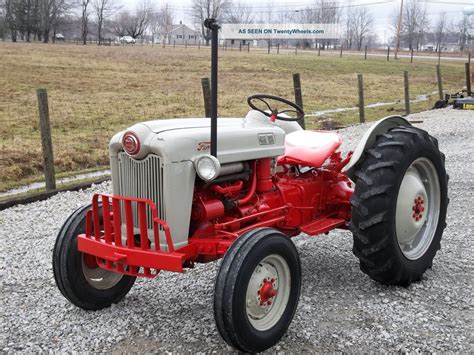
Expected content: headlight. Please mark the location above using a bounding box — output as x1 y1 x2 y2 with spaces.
195 155 221 182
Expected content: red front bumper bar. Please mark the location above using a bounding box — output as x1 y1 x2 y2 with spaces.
77 193 186 277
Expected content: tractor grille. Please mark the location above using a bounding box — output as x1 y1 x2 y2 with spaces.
117 152 165 229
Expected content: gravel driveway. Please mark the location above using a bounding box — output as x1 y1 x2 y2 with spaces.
1 108 472 353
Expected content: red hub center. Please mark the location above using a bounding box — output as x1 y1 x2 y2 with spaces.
83 253 99 268
412 195 425 221
258 279 277 305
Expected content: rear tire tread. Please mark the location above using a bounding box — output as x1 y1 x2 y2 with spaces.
351 125 448 286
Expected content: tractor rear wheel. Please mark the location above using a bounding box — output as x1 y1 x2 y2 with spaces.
53 203 136 310
351 125 448 286
213 228 301 353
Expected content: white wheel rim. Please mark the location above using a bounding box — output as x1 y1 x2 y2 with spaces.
396 157 440 260
81 255 123 290
245 254 291 331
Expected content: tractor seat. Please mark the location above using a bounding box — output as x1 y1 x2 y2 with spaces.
278 130 342 168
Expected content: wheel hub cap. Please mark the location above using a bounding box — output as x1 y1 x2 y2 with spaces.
82 254 123 290
396 169 429 244
245 254 291 331
259 279 278 305
412 195 425 221
395 157 441 260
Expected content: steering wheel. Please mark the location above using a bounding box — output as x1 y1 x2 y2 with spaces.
247 94 305 122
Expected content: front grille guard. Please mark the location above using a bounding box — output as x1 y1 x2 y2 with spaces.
77 193 185 277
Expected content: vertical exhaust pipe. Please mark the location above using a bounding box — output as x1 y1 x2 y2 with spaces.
204 18 220 158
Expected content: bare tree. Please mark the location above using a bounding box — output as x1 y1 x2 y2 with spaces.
351 6 373 50
224 1 253 24
0 0 5 40
300 1 341 24
298 1 341 49
1 0 70 42
344 10 354 49
456 13 470 52
149 3 173 44
433 12 447 52
39 0 70 43
113 10 129 37
256 1 274 24
3 0 17 41
113 0 154 39
191 0 230 45
400 0 429 50
93 0 120 44
81 0 90 44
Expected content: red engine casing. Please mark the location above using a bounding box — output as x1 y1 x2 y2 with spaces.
190 157 353 242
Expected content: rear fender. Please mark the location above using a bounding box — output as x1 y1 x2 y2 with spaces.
343 116 411 179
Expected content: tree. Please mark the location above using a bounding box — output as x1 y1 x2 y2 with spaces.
42 0 71 43
81 0 90 44
299 1 341 24
0 0 5 40
433 12 447 52
224 1 253 24
344 10 354 49
191 0 230 45
113 11 129 37
400 0 429 50
457 13 470 52
149 4 173 44
113 0 154 39
351 6 373 50
298 1 342 49
93 0 120 44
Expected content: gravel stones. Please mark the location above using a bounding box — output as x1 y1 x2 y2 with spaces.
0 108 472 352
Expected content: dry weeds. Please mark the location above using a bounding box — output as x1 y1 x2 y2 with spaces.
0 42 466 191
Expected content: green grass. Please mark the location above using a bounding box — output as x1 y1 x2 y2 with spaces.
0 42 466 192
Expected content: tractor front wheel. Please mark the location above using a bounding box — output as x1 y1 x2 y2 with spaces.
213 228 301 353
351 125 448 286
53 203 136 310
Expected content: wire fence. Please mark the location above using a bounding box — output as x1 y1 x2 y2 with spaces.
0 43 470 197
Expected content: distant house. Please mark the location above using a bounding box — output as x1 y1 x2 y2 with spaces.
165 22 200 45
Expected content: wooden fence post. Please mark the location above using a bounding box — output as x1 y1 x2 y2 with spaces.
268 42 271 54
364 45 367 60
277 43 280 54
410 48 414 63
239 43 242 52
404 70 410 115
466 62 472 96
36 88 56 190
357 74 365 123
185 40 187 49
292 73 305 129
436 65 443 100
295 45 298 56
247 43 250 52
318 46 321 56
387 46 390 61
198 40 200 49
339 44 343 58
201 78 211 117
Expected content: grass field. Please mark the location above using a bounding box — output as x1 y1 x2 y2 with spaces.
0 42 467 192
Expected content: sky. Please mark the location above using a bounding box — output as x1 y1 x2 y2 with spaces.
123 0 474 43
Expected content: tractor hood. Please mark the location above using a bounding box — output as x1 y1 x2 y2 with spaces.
109 114 286 164
142 118 244 134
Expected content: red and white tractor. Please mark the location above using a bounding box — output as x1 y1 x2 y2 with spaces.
53 19 448 352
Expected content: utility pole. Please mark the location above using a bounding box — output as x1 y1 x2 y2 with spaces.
394 0 404 60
